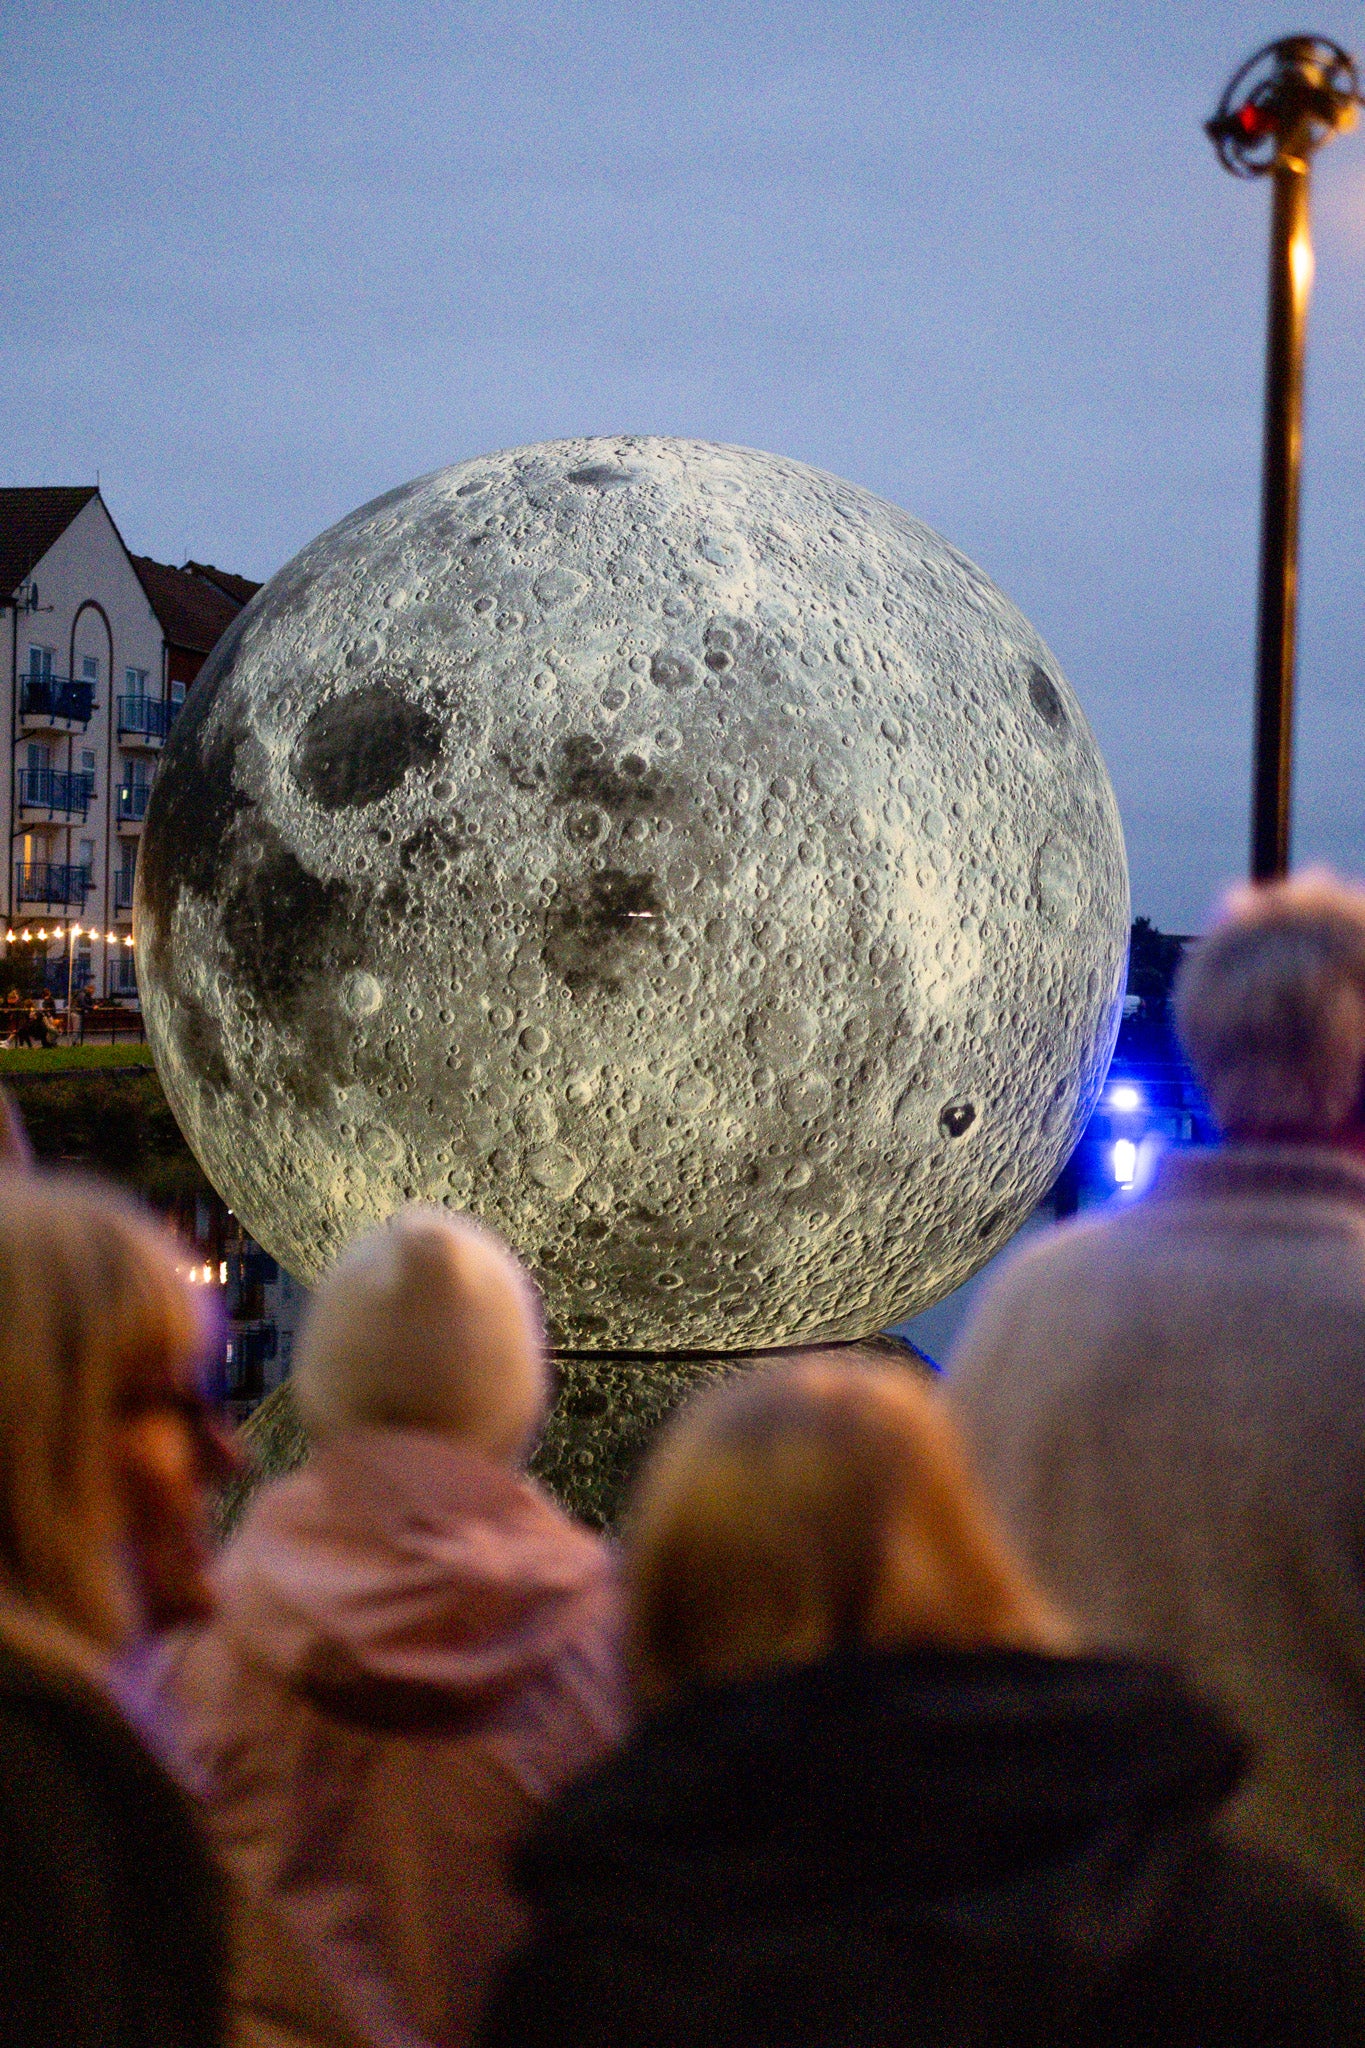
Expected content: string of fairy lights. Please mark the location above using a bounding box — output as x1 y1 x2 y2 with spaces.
3 922 135 949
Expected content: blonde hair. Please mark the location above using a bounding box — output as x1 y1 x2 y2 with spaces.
1176 869 1365 1140
0 1173 207 1652
625 1352 1070 1703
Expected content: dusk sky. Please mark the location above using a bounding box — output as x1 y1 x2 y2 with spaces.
4 0 1364 932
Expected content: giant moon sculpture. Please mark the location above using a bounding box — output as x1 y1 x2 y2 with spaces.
137 437 1128 1352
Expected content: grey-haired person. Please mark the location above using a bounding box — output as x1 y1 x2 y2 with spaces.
948 868 1365 1930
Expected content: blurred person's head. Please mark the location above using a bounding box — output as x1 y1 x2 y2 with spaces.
624 1352 1071 1705
0 1173 236 1652
0 1088 33 1173
1176 869 1365 1144
293 1207 548 1464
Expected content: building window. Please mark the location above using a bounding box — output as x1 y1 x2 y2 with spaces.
81 656 99 683
79 839 95 870
27 647 54 681
112 947 138 996
124 667 148 694
80 750 96 779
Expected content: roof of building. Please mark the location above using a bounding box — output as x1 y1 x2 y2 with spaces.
182 560 262 609
0 486 99 601
130 555 258 654
0 487 261 653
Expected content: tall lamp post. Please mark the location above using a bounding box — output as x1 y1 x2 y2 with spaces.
1206 37 1360 881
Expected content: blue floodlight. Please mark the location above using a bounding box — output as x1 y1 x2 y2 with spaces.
1108 1082 1143 1113
1113 1138 1138 1186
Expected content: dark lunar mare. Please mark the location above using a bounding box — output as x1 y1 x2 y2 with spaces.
138 607 255 970
142 597 454 1117
292 683 444 811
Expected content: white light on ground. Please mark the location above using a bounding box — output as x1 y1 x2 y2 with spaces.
1113 1138 1138 1186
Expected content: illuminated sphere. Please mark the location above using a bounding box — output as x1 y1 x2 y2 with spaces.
137 437 1128 1349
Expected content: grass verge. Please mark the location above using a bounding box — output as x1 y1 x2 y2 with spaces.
0 1042 153 1074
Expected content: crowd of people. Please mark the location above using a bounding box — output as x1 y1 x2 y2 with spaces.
5 867 1365 2045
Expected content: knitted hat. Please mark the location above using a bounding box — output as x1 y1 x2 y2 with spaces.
293 1208 548 1461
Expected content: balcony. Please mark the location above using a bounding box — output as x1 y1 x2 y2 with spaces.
117 695 169 746
116 782 151 828
19 767 94 821
15 862 92 908
114 869 136 913
20 676 95 730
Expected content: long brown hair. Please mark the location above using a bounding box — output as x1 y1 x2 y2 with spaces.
626 1351 1070 1703
0 1173 207 1653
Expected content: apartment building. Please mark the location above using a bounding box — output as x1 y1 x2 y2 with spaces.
0 488 300 1406
0 487 258 999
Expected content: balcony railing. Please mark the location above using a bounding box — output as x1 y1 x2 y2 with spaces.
20 676 95 727
116 782 151 824
14 862 92 907
114 869 136 912
117 695 169 743
19 768 94 819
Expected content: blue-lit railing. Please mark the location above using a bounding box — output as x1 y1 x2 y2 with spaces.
20 676 95 726
116 782 151 823
19 768 94 818
242 1247 279 1285
14 862 92 906
224 1321 277 1397
117 695 170 742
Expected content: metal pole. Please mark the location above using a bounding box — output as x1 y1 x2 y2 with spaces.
1252 152 1312 879
1205 36 1360 882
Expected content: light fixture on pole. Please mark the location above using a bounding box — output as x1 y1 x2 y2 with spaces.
66 923 81 1022
1206 37 1360 881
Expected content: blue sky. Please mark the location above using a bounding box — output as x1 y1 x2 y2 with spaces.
4 0 1364 929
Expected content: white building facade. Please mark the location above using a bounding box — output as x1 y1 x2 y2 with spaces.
0 488 256 1000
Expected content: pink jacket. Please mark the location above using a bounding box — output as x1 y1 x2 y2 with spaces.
169 1428 626 2048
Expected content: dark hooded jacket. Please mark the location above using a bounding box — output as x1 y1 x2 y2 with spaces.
480 1646 1365 2048
0 1616 225 2048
